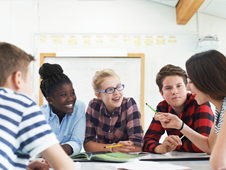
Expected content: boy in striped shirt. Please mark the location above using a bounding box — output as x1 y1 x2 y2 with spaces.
0 42 74 170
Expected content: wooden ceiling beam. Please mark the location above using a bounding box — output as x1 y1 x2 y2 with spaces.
176 0 205 25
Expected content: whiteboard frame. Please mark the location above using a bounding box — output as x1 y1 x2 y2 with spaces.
39 53 145 128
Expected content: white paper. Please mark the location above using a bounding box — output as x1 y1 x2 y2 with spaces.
95 160 190 170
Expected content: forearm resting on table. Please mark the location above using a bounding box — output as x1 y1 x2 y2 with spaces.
84 141 112 152
154 145 164 154
41 143 74 170
130 145 142 152
181 124 212 154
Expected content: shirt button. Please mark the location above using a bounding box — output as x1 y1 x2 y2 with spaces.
112 113 114 115
109 141 111 143
108 130 111 133
110 117 111 119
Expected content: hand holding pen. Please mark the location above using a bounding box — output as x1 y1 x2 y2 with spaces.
104 141 134 153
145 103 164 121
146 102 185 140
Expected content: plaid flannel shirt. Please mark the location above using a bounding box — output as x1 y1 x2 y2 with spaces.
84 97 144 147
143 93 214 153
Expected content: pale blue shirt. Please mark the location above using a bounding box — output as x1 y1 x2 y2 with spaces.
40 99 86 155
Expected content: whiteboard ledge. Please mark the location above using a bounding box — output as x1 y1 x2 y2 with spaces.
56 49 127 57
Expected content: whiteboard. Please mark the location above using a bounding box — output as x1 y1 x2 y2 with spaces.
42 57 141 110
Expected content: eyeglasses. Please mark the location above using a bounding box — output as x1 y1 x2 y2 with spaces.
99 84 125 94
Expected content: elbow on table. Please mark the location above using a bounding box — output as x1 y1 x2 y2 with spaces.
83 142 91 152
210 155 226 170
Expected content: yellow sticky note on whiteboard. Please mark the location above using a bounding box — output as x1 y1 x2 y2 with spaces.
53 38 62 44
134 39 141 46
96 39 103 43
168 39 177 43
84 39 90 45
123 39 130 42
156 39 165 45
40 38 46 43
145 39 153 46
68 38 77 45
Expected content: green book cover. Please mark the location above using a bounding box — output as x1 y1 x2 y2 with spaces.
70 152 142 162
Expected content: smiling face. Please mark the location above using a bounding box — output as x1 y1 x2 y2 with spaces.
187 77 210 105
160 75 187 113
47 83 76 115
95 75 123 114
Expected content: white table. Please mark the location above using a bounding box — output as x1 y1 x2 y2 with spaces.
74 151 212 170
77 160 212 170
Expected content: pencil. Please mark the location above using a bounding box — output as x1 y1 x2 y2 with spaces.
146 103 159 115
180 135 185 140
104 144 125 149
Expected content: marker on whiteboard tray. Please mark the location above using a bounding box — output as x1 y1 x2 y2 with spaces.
145 103 159 115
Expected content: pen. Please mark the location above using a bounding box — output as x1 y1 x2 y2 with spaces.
180 135 185 140
146 103 159 115
104 144 125 149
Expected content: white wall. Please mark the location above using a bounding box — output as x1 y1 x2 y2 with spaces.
0 0 226 132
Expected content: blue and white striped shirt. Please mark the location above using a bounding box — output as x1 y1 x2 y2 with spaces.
0 88 58 170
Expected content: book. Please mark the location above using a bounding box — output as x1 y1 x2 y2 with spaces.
70 152 142 162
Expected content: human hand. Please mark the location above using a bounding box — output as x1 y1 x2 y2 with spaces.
42 157 52 169
27 160 49 170
112 141 135 153
154 112 166 121
160 135 182 154
158 113 183 130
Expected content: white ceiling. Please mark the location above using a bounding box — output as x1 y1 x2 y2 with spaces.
148 0 226 19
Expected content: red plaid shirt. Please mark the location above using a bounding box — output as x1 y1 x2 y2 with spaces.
143 93 214 153
84 97 144 147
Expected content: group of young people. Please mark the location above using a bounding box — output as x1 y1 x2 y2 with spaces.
0 42 226 170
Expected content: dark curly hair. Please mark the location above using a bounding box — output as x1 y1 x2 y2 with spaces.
39 63 72 98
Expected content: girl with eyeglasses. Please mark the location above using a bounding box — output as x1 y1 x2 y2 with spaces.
84 69 143 153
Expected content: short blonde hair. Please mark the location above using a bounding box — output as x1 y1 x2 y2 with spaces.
92 69 120 92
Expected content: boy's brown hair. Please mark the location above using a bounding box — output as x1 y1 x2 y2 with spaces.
156 64 187 92
0 42 34 86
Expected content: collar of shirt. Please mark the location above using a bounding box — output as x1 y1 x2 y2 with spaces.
99 100 122 117
0 87 13 94
0 87 31 102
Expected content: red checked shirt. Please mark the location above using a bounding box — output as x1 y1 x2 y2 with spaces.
84 97 144 147
143 93 214 153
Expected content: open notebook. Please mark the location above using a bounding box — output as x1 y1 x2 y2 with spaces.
70 152 142 162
